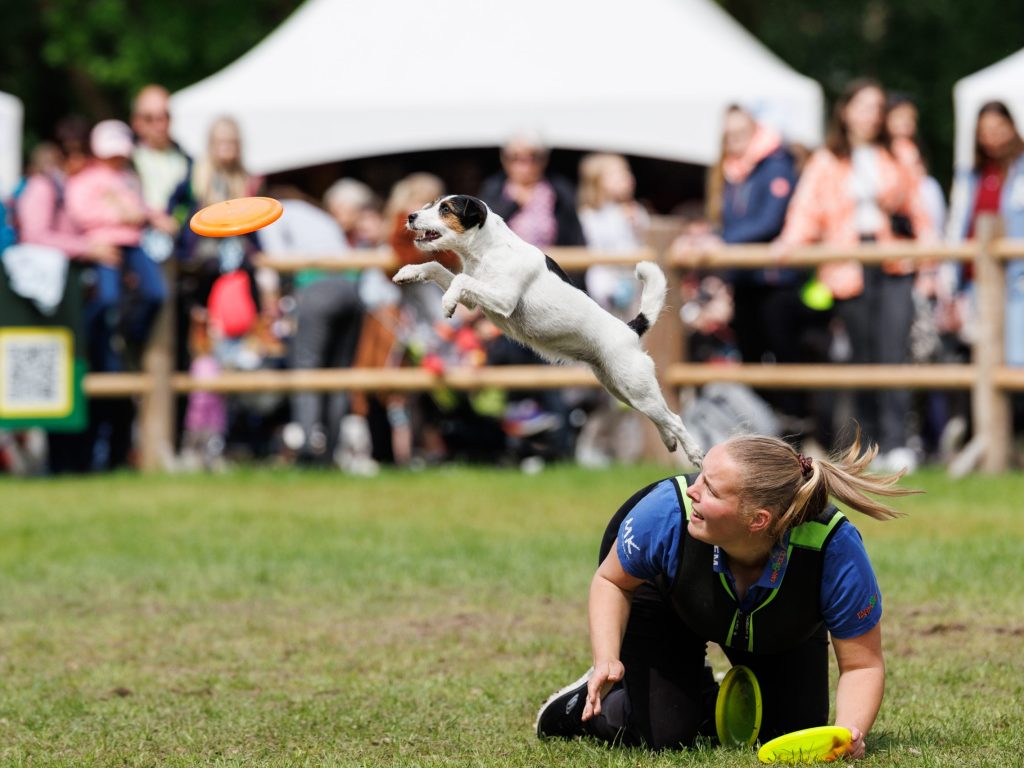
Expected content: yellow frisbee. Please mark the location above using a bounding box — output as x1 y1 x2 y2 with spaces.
757 725 853 764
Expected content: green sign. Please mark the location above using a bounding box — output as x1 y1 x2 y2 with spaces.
0 264 87 431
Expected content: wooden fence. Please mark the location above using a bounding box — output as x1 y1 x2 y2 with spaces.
82 215 1023 473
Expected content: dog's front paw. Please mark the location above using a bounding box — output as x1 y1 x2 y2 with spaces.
441 295 459 318
392 265 425 285
441 277 465 318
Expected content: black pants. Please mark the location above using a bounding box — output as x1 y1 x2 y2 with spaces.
586 491 830 750
731 278 832 427
833 267 915 451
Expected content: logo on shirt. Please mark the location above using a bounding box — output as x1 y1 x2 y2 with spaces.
768 547 787 585
770 177 791 198
856 593 878 620
621 516 640 558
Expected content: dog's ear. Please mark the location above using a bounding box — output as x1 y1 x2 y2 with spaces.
451 195 488 230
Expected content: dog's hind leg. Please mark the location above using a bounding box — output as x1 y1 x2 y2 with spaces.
591 355 705 468
392 262 457 291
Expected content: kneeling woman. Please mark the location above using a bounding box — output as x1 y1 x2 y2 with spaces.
536 433 915 759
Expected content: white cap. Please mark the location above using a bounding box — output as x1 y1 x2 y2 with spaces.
91 119 134 159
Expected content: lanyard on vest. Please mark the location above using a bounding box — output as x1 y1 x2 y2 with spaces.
671 475 847 652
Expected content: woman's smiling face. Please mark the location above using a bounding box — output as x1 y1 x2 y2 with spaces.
685 444 753 548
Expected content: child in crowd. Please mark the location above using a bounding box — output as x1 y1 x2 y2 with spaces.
577 153 650 318
64 119 167 372
180 308 227 472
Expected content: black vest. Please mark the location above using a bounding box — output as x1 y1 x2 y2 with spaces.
657 475 847 655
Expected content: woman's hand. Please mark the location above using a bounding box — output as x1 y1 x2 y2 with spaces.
770 238 793 264
833 623 884 761
148 210 180 235
86 241 122 267
841 725 866 760
585 548 643 722
582 659 625 721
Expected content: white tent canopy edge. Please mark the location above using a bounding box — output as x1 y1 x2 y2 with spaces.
0 90 23 198
170 0 823 174
953 48 1024 172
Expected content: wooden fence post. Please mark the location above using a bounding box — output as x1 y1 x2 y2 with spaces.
642 216 687 465
138 262 176 471
972 215 1011 473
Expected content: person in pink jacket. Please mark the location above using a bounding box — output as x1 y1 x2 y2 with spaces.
64 119 167 373
15 142 120 266
777 78 934 470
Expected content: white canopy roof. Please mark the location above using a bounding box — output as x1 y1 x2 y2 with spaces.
171 0 823 174
0 90 23 197
953 48 1024 171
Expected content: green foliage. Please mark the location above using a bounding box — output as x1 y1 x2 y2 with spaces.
0 0 299 147
0 465 1020 766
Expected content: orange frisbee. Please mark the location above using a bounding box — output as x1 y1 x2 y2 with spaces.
190 196 283 237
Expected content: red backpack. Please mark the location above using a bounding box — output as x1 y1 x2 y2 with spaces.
207 270 257 338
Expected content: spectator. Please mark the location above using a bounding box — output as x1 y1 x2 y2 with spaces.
680 105 809 368
672 106 818 440
0 195 12 253
946 101 1024 447
179 308 228 472
131 84 190 223
885 94 957 459
886 94 947 234
324 177 380 248
170 116 265 352
478 131 586 250
777 78 934 469
947 101 1024 364
258 185 368 469
65 119 167 373
55 114 92 177
574 153 649 466
14 141 119 267
61 119 168 471
577 153 650 316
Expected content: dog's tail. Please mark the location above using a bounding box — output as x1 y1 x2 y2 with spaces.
627 261 667 337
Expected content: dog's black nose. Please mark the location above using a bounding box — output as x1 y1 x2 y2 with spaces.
407 212 418 225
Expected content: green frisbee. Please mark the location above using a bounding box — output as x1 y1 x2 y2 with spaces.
715 664 762 748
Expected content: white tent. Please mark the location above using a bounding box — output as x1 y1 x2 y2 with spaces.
0 90 23 197
171 0 823 174
953 48 1024 171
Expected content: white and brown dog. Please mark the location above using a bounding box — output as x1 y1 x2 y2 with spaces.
393 194 704 467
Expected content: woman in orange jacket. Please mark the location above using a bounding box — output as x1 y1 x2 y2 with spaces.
777 78 934 468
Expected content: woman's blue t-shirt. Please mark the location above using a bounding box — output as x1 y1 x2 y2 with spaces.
615 479 882 640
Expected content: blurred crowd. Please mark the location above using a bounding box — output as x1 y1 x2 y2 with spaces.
2 77 1023 476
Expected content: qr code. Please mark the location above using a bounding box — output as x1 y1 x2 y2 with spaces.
0 329 72 417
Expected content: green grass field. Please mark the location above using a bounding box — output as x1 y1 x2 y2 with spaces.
1 465 1021 767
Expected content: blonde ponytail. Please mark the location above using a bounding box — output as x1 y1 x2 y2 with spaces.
723 429 920 541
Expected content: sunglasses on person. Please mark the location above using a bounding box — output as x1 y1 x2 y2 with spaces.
135 111 170 123
504 150 546 164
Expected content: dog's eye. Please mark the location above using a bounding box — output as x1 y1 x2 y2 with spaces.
439 203 450 214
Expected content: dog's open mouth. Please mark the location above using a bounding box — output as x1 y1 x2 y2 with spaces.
414 230 442 243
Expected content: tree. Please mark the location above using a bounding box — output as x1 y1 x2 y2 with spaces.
0 0 298 148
